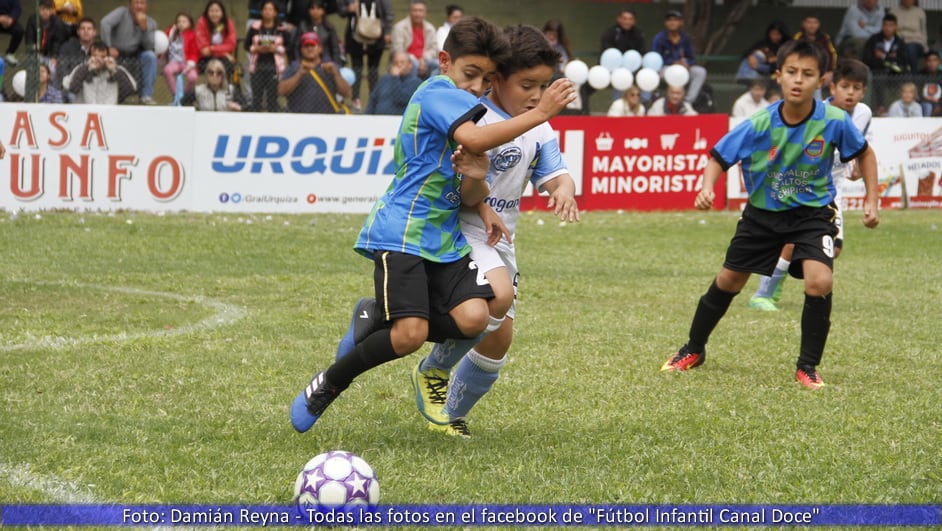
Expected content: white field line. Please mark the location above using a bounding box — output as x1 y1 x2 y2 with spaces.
0 462 98 503
0 282 247 352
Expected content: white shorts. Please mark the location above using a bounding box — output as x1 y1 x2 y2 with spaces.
464 224 519 320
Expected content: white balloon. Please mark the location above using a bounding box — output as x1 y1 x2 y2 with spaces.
664 64 690 87
641 51 664 72
153 30 169 55
564 60 589 86
12 69 26 98
635 67 660 92
621 49 642 72
587 65 611 90
600 47 622 72
340 66 356 86
610 67 634 91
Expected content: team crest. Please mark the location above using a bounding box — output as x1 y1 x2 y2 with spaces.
804 137 825 158
493 146 523 171
768 146 778 161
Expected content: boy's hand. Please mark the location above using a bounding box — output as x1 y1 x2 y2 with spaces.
477 203 512 246
694 188 715 210
547 190 580 222
863 200 880 228
536 77 578 118
452 145 490 181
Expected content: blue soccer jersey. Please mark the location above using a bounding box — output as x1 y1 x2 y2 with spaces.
711 100 868 211
355 75 487 262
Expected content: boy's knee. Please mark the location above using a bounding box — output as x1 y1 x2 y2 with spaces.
452 300 490 337
391 320 428 354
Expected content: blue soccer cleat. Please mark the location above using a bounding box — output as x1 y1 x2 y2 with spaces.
335 298 380 360
290 371 342 433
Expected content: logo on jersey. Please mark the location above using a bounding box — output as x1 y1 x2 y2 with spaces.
493 146 523 172
804 138 825 158
768 146 779 161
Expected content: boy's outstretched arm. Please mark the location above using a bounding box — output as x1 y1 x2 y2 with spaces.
452 78 577 154
856 145 880 228
694 158 724 210
542 175 580 223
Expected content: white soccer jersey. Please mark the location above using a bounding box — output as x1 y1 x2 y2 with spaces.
829 100 873 202
459 97 569 236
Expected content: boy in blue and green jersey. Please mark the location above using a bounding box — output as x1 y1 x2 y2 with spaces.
290 16 577 432
661 39 880 389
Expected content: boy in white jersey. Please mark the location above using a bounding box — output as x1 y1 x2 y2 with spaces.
748 58 872 311
411 24 580 438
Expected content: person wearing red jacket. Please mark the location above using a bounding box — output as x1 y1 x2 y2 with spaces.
163 12 199 97
195 0 237 74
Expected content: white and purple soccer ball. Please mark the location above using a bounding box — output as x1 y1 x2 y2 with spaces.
294 450 380 509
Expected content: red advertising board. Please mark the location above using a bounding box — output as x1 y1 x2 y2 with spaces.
521 114 728 211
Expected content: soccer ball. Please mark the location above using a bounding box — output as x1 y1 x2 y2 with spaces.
294 450 380 508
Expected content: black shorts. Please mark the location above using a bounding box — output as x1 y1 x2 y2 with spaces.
371 251 494 321
724 203 839 279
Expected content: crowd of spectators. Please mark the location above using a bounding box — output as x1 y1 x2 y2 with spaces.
1 0 942 117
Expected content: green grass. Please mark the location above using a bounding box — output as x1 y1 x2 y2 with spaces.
1 209 940 525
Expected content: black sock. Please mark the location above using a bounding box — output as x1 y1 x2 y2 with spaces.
687 279 738 353
324 328 399 388
798 292 832 369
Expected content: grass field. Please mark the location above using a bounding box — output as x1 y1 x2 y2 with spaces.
1 208 940 526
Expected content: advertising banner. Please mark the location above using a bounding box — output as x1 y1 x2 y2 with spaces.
1 104 195 211
524 114 728 212
190 113 401 213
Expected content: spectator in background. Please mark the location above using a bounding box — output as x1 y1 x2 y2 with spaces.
918 49 942 115
766 85 782 103
794 15 837 89
435 4 462 51
600 9 645 54
366 49 420 114
887 81 923 115
65 41 137 104
836 0 885 59
163 12 199 99
100 0 158 104
294 0 343 66
607 85 645 116
863 13 910 74
0 0 24 66
391 0 437 79
543 18 573 72
890 0 927 72
55 16 95 97
651 10 707 105
731 79 769 118
36 62 64 102
183 57 244 110
339 0 393 110
647 84 696 116
196 0 237 75
53 0 81 32
25 0 71 73
246 0 291 112
247 0 286 25
279 31 352 113
736 20 789 82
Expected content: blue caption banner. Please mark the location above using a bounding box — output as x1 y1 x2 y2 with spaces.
1 504 939 526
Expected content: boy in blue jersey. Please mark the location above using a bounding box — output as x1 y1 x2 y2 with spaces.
411 24 580 438
749 58 873 312
290 17 577 432
661 39 880 389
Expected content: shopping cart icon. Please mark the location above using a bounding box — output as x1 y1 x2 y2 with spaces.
660 133 679 150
